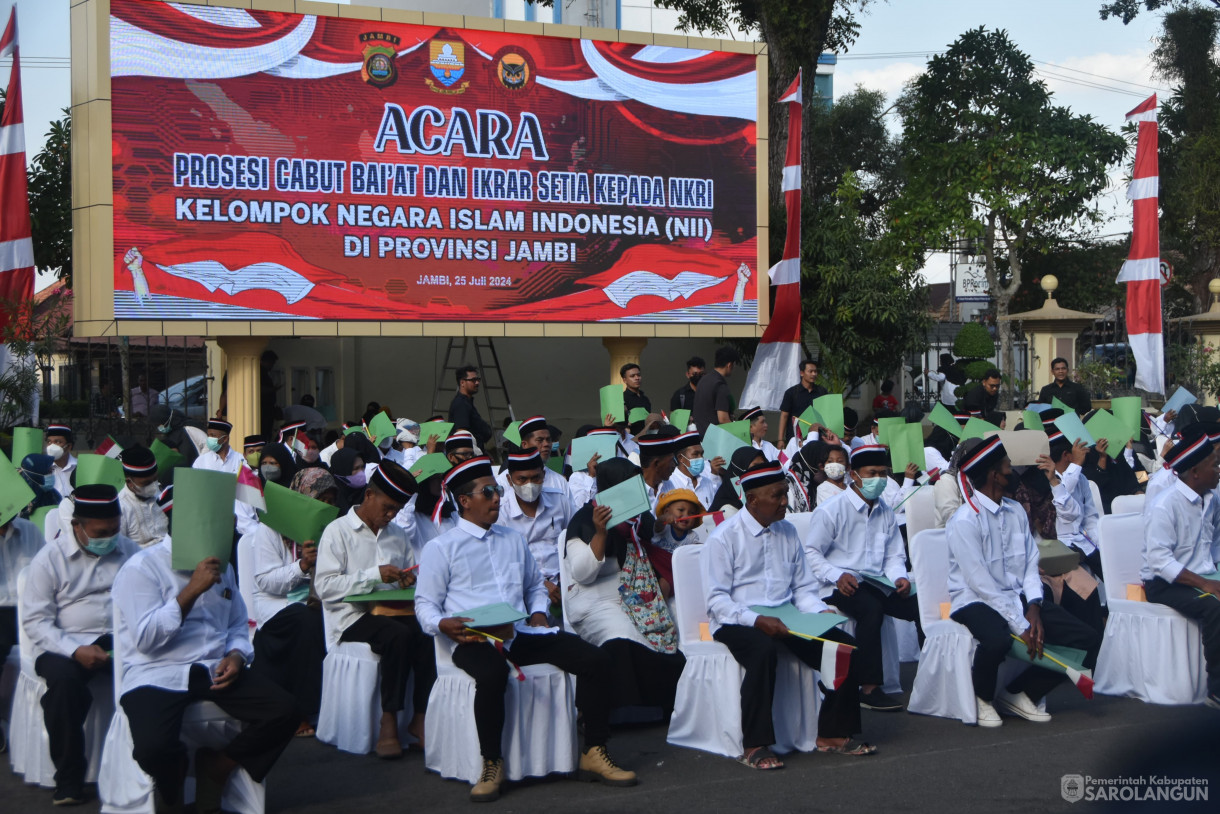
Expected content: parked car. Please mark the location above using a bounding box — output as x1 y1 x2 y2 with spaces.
156 374 208 420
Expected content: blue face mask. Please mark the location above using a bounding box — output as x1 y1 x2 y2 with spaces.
206 437 223 453
857 476 889 501
686 456 706 477
82 532 118 557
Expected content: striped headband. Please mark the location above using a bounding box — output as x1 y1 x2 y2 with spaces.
741 407 764 422
46 424 73 436
1166 434 1213 473
1046 430 1065 444
372 463 413 500
518 415 548 437
961 436 1006 473
737 461 786 490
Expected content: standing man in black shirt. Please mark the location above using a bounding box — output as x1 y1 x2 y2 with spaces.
447 365 493 449
669 356 705 412
1037 358 1093 414
692 347 740 434
777 359 827 445
621 363 652 415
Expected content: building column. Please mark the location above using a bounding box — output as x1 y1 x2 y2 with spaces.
215 337 267 446
602 337 648 386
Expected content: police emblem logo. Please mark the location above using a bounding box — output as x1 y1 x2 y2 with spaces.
497 52 530 91
359 32 400 88
1061 774 1085 804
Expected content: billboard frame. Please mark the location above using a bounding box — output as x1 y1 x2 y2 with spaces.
70 0 770 339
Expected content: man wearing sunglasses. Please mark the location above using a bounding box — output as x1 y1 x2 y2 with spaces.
448 365 493 449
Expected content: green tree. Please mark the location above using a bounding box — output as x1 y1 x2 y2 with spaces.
1099 0 1218 23
895 28 1127 407
1009 240 1128 313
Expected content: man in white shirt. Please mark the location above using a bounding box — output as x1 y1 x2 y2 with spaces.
1038 432 1102 574
416 457 635 802
130 374 159 418
946 437 1102 728
742 407 780 462
805 445 920 713
499 414 575 511
23 485 140 805
668 431 722 511
444 430 479 466
241 435 266 469
498 450 572 607
113 512 296 813
314 460 434 759
45 424 78 498
637 427 680 509
118 445 168 548
192 418 258 535
704 461 874 770
1141 430 1220 709
0 502 44 667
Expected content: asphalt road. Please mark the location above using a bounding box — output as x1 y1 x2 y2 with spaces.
5 665 1218 813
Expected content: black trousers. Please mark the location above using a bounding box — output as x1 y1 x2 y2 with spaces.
340 612 435 715
713 624 861 749
253 604 327 719
0 606 16 664
452 630 611 760
1146 577 1220 696
827 583 923 686
952 598 1101 703
120 664 297 805
599 638 686 713
33 634 112 787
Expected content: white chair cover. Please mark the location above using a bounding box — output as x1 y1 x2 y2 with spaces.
424 637 578 783
98 601 265 814
10 568 112 787
235 537 258 634
905 486 937 538
1088 480 1103 517
1094 514 1207 704
665 545 821 758
1110 494 1145 515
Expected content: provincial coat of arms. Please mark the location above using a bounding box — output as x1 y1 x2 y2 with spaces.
427 41 469 94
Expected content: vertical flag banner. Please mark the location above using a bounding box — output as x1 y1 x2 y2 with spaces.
1115 94 1163 395
739 71 803 410
0 6 35 329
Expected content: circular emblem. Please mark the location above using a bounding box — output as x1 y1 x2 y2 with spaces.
494 47 534 92
360 32 401 89
366 52 394 85
1159 260 1173 287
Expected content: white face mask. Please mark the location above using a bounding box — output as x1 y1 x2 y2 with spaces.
512 481 542 503
46 444 65 460
133 481 161 500
823 462 847 481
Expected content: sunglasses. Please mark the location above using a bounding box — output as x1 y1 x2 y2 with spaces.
463 377 482 383
462 484 504 500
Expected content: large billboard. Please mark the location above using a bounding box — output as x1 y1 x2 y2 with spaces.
103 0 762 325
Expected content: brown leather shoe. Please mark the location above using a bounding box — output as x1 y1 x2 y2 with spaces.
578 745 637 787
470 758 505 802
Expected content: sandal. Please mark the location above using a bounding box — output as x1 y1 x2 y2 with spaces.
817 738 877 757
737 746 784 770
295 722 316 738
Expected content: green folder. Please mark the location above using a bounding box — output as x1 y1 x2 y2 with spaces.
458 602 528 629
599 385 625 424
1021 410 1042 431
721 419 752 445
1007 639 1090 674
670 409 691 432
11 427 44 465
1084 409 1134 459
796 404 823 432
928 403 963 438
888 423 927 472
344 587 415 602
258 480 340 544
961 417 999 441
812 394 845 437
150 439 185 479
0 449 36 526
1109 396 1143 435
170 468 237 572
343 425 365 436
748 603 849 639
594 474 651 527
75 453 125 491
366 412 395 444
1054 411 1095 447
861 574 917 596
503 421 522 447
1051 396 1073 414
408 452 451 483
703 422 749 464
29 505 54 535
876 417 907 446
418 421 453 445
546 453 563 473
570 434 617 471
628 407 649 425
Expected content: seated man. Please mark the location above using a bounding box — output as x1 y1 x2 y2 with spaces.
497 450 573 611
1 495 44 666
191 418 258 535
113 505 297 813
45 424 78 499
946 437 1102 727
22 484 141 805
498 414 575 511
315 460 435 759
416 456 635 802
805 445 921 713
704 461 874 770
118 445 169 548
668 431 722 511
1039 431 1102 576
1141 430 1220 709
444 430 478 467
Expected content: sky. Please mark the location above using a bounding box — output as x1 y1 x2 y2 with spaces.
2 0 1168 289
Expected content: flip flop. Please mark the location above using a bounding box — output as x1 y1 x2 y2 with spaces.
736 746 784 770
817 738 877 757
295 722 316 738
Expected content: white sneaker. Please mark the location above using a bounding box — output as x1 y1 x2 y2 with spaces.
975 697 1003 728
996 690 1052 723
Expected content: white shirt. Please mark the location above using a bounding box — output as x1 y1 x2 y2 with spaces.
562 536 649 648
496 488 572 581
933 474 964 528
113 537 253 692
407 511 456 566
925 371 958 407
1 517 46 607
1144 466 1177 506
52 454 77 498
668 467 717 512
925 447 950 475
702 508 830 634
804 488 908 598
315 508 415 647
568 471 598 508
130 386 159 417
816 479 848 507
22 530 141 658
400 446 425 470
43 496 74 543
119 485 169 548
319 441 339 466
883 476 918 525
1049 463 1101 555
945 492 1043 635
1141 479 1220 583
192 446 259 535
497 466 575 513
416 517 550 642
753 439 780 463
245 523 309 627
644 476 676 512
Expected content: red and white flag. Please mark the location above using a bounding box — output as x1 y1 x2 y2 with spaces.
235 462 266 512
0 6 35 330
1066 665 1095 700
96 436 124 459
819 638 852 691
1115 94 1164 395
740 72 803 411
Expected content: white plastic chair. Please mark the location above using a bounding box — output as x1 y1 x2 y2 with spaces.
904 486 937 540
665 545 822 757
235 537 258 636
9 568 112 787
1094 513 1207 704
1111 494 1145 516
424 636 578 783
1088 480 1103 517
98 601 264 814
